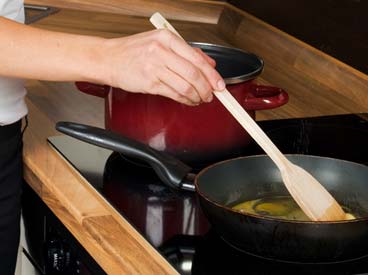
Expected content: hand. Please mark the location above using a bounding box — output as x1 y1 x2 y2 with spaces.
98 29 225 105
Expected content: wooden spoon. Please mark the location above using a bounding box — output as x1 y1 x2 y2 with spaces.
150 12 347 221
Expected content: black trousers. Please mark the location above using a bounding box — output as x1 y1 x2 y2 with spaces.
0 120 23 274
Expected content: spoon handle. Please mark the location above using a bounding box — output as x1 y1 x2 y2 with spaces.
150 12 183 38
150 12 289 170
214 89 289 169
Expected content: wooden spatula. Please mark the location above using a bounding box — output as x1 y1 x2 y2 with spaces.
150 12 347 221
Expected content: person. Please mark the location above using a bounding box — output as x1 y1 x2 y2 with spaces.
0 1 225 273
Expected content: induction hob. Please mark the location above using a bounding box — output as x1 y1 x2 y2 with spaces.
48 113 368 274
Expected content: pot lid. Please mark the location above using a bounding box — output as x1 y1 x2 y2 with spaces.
190 42 264 85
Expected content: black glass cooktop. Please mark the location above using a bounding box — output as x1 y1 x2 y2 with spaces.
48 114 368 274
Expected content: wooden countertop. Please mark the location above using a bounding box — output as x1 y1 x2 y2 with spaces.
23 3 368 275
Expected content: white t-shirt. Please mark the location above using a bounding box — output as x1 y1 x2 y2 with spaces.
0 0 27 125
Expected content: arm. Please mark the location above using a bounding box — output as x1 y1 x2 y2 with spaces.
0 17 225 105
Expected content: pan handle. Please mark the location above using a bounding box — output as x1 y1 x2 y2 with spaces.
55 122 194 191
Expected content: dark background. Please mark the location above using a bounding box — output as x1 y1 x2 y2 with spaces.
228 0 368 74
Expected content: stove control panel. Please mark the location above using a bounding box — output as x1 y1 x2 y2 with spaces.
46 238 72 273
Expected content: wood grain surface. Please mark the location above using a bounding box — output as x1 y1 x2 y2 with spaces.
24 85 179 274
25 0 225 24
26 8 229 45
29 7 368 122
22 4 367 275
218 6 368 120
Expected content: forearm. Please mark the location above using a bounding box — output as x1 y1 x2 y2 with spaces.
0 16 224 105
0 17 106 83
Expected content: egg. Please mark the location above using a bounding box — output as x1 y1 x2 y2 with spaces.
232 196 357 221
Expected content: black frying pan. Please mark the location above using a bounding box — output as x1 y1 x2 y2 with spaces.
56 121 368 263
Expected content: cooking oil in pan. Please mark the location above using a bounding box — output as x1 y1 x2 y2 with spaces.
232 196 356 221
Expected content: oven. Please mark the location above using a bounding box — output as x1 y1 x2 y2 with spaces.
22 183 106 275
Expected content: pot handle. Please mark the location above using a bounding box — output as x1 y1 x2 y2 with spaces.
55 121 195 191
243 84 289 110
75 82 110 98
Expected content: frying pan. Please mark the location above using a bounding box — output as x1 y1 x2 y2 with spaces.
56 121 368 263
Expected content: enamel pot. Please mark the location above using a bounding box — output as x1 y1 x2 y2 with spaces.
75 42 288 167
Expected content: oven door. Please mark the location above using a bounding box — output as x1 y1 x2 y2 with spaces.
22 183 106 275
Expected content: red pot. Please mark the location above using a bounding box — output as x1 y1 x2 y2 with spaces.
76 43 288 166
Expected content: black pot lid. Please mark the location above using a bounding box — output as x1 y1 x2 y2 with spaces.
190 42 264 85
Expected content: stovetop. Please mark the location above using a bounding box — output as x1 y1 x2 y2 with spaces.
48 113 368 274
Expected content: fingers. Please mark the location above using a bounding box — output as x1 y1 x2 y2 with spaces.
112 29 226 105
158 30 225 91
149 80 196 106
158 47 213 103
157 67 201 104
194 48 216 68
